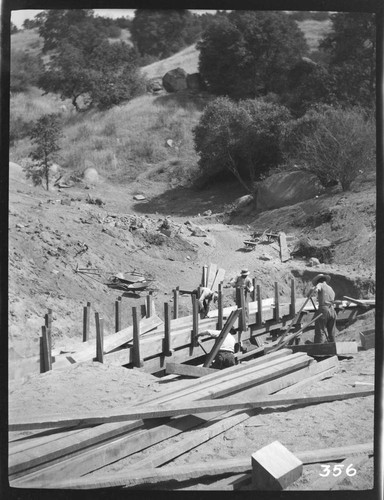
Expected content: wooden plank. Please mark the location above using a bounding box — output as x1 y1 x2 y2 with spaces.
173 287 179 319
115 299 121 333
217 283 223 330
146 293 153 318
290 342 358 356
279 232 290 262
41 326 51 372
211 268 225 292
132 307 143 368
10 389 372 431
191 295 199 347
274 282 280 321
163 302 171 355
257 285 262 326
83 302 91 341
307 455 370 490
343 296 371 308
202 265 208 287
66 315 163 364
203 309 240 367
10 356 332 485
95 313 104 363
206 263 218 290
33 443 374 489
290 279 296 316
251 441 302 490
360 329 375 350
166 362 216 378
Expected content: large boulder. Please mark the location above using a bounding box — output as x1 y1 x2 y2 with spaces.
83 167 99 184
257 171 323 211
162 68 188 92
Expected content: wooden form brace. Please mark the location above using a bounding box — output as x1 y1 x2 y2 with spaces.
83 302 91 342
203 309 240 367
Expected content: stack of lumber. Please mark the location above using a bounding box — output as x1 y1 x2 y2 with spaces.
9 350 347 488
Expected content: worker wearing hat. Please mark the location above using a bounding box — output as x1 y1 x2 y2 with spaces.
197 327 238 369
311 274 337 343
194 286 218 319
231 269 254 331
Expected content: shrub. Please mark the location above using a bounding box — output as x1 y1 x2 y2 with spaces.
284 106 375 191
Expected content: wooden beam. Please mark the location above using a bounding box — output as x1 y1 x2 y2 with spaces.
202 265 208 287
166 362 216 378
211 268 225 292
173 287 179 319
83 302 91 342
41 326 52 372
217 283 223 330
252 278 257 302
33 443 374 489
132 307 143 368
146 292 153 318
95 313 104 363
207 263 218 290
115 299 121 333
360 329 375 350
163 302 171 356
251 441 302 490
290 279 296 316
257 285 262 326
10 389 373 431
290 342 358 356
274 282 280 321
191 295 199 348
343 296 371 308
203 309 240 367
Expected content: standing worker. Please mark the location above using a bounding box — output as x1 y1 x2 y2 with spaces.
197 328 238 369
231 269 254 330
311 274 337 343
193 286 218 318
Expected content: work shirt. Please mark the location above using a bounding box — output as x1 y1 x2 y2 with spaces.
315 282 335 308
205 329 236 353
199 287 214 301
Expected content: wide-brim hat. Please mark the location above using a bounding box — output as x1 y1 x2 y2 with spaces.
312 274 331 285
241 269 250 276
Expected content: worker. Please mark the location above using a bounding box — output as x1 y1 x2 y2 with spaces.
194 286 218 318
231 269 254 330
197 328 238 369
311 274 337 343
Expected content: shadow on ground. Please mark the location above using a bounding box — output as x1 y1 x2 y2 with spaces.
133 183 247 217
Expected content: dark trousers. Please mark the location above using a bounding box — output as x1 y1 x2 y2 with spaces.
212 351 235 370
314 306 336 343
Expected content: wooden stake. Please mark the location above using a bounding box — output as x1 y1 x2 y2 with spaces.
95 313 104 363
257 285 263 326
274 282 280 321
239 286 246 332
204 308 240 367
141 304 147 319
146 292 153 318
173 287 179 319
252 278 257 302
45 309 52 354
192 295 199 348
132 307 143 367
217 282 223 330
83 302 91 342
115 299 121 333
290 279 296 316
202 265 208 287
164 302 171 356
41 325 52 372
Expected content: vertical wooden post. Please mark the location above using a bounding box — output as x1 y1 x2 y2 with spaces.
274 282 280 321
192 295 199 347
252 278 257 302
45 309 52 354
257 285 263 326
41 325 52 372
146 292 153 318
173 287 179 319
95 312 104 363
239 286 246 332
203 265 208 287
217 282 223 330
290 278 296 317
141 304 147 319
83 302 91 342
115 298 122 333
132 306 143 367
164 302 171 355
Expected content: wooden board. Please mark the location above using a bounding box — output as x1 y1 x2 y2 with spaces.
360 329 375 350
10 389 373 431
251 441 302 490
206 263 218 290
279 232 290 263
166 362 217 378
30 443 373 489
211 268 225 292
290 342 358 356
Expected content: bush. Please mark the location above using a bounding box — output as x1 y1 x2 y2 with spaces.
284 106 375 191
11 50 43 93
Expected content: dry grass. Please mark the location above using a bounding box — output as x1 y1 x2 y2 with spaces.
141 44 200 79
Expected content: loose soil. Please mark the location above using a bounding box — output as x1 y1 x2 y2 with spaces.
8 163 377 491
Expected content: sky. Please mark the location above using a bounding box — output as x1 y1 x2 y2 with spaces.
11 9 218 28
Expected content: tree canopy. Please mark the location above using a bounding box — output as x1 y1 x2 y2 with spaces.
197 11 308 100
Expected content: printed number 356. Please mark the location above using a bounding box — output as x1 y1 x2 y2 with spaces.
319 464 357 477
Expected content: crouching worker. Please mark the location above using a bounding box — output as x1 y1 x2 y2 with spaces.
194 287 218 318
197 328 238 369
